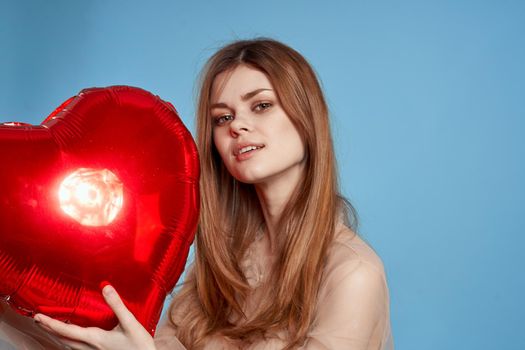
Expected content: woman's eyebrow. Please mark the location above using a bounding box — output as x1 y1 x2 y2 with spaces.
241 88 273 101
210 88 273 109
210 102 228 109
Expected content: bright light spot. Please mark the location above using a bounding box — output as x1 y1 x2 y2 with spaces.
58 168 123 226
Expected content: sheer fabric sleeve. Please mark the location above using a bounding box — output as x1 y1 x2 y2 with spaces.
154 318 187 350
301 259 393 350
240 234 394 350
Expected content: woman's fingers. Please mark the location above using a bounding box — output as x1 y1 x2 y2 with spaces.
34 313 94 344
101 285 138 332
32 287 150 349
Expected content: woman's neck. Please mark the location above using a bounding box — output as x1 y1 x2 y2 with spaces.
254 164 304 251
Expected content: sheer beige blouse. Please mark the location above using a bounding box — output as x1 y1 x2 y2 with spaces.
155 227 394 350
0 227 393 349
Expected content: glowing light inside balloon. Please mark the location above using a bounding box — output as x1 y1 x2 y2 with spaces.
58 168 123 226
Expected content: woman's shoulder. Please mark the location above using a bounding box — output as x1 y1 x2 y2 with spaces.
321 225 387 294
310 226 393 350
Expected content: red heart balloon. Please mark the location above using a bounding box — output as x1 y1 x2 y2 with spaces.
0 86 199 335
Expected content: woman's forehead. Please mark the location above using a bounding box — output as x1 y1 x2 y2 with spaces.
211 65 273 103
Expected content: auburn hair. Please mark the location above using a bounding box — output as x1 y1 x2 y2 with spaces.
168 38 358 349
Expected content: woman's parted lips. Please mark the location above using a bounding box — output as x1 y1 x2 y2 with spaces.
233 142 265 156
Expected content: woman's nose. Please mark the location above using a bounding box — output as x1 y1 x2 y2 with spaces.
229 116 250 137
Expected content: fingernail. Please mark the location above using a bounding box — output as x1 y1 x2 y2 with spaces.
34 315 42 323
102 284 114 296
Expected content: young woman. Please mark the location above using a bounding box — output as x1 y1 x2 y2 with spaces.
13 38 393 349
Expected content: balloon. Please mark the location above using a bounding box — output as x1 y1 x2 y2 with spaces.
0 86 200 335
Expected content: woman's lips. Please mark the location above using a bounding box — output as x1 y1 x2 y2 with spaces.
235 145 265 161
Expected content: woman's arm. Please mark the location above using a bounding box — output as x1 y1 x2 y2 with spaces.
154 319 187 350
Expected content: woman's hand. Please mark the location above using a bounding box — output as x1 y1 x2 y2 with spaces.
34 285 156 350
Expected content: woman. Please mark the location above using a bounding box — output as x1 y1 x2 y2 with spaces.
27 38 393 349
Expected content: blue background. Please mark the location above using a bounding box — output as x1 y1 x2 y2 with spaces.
2 1 524 349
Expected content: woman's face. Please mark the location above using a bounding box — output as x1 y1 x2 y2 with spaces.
210 65 306 187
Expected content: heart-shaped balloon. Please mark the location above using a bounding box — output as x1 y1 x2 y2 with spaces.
0 86 199 335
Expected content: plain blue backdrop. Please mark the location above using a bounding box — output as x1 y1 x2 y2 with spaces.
2 1 524 349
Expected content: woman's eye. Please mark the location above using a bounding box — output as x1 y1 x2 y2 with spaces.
254 102 272 112
214 114 234 126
